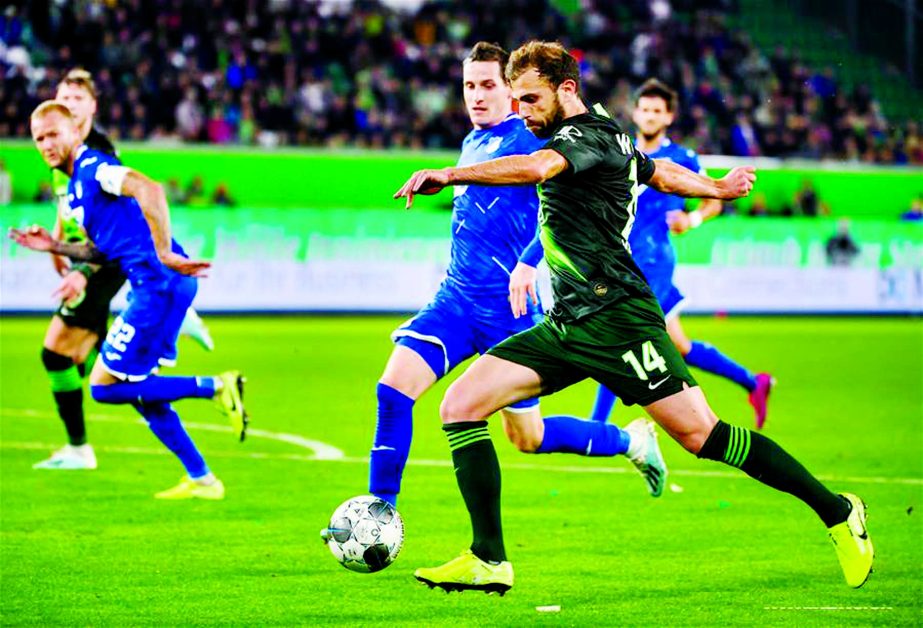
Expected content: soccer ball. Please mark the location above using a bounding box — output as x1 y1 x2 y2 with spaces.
321 495 404 573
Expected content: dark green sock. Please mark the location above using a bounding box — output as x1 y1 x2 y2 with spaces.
444 421 506 563
698 421 849 527
43 349 87 446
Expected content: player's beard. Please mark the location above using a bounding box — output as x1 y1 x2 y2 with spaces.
531 93 567 139
639 125 667 143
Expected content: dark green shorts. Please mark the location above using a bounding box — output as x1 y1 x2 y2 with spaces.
55 264 127 334
488 295 696 406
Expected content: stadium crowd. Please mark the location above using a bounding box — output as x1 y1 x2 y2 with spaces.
1 0 920 163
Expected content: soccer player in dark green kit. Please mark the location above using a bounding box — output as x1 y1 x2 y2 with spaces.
395 41 873 594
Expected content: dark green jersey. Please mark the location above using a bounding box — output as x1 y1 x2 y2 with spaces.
538 106 656 322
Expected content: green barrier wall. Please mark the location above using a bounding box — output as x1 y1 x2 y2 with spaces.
3 204 919 267
2 141 921 216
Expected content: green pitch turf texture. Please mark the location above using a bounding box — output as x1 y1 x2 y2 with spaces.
1 315 920 626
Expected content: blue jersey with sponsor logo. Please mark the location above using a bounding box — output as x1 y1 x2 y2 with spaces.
447 114 546 303
68 146 184 289
628 138 702 272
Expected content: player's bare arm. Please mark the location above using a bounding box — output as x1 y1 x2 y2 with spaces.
649 159 755 200
117 168 211 277
394 150 567 209
9 225 105 262
50 214 70 276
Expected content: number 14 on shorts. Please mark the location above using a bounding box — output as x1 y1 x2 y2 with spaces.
621 341 667 381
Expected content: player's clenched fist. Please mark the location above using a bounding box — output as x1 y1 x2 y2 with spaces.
717 166 756 200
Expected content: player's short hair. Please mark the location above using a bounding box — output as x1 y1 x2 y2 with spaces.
634 78 678 112
506 41 580 91
57 68 98 100
464 42 511 84
31 100 75 122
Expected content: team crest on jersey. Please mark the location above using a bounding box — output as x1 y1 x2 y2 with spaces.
485 136 503 154
554 126 583 143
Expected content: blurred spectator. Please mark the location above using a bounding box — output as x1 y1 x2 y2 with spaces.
206 106 234 144
793 179 829 217
900 197 923 222
748 192 769 217
183 176 208 207
175 89 204 142
0 1 918 160
0 159 11 205
164 178 184 206
825 219 861 266
212 183 236 207
730 112 760 157
33 181 53 203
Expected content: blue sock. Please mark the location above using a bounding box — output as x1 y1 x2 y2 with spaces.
536 415 630 457
590 385 618 422
134 401 209 478
369 383 414 506
685 341 757 392
92 376 216 405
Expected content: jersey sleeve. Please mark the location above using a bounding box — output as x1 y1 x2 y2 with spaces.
74 152 117 200
544 123 607 174
635 147 655 184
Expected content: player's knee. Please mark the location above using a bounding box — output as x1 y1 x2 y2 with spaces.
508 430 542 453
673 337 692 356
681 429 709 455
439 386 485 424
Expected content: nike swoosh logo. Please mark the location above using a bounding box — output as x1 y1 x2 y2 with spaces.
371 446 396 452
648 376 670 390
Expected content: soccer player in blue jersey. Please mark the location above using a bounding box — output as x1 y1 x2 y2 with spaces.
368 43 666 509
32 70 215 472
12 101 247 500
590 79 774 428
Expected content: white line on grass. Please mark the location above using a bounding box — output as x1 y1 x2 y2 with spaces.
3 407 922 486
0 407 343 460
764 606 893 611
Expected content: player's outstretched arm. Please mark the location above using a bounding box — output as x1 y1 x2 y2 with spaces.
648 159 755 200
8 225 105 262
112 168 211 277
394 150 567 209
118 169 173 256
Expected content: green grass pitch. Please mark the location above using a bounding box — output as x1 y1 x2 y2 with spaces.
1 315 921 625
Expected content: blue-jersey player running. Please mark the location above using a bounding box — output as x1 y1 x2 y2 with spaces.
368 43 667 508
590 79 773 428
12 101 247 500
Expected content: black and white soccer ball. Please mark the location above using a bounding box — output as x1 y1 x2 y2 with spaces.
321 495 404 573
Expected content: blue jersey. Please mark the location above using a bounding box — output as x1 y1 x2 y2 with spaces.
446 114 546 302
68 146 183 289
628 138 703 272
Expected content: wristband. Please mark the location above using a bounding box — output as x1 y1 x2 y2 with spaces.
72 263 95 280
687 210 703 229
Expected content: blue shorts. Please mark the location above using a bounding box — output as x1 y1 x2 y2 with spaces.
392 282 543 411
637 261 685 319
100 273 197 381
